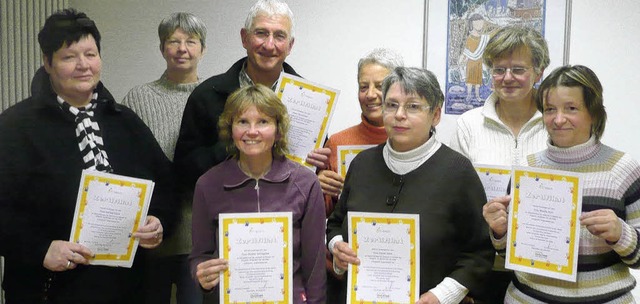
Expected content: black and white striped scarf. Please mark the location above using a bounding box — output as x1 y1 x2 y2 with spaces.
58 93 113 172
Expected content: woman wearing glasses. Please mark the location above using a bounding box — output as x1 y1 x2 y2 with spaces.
327 67 493 304
450 25 550 166
449 25 551 303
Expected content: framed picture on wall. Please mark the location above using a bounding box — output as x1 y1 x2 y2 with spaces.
423 0 572 115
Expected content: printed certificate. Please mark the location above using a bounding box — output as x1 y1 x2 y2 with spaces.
69 170 154 267
473 164 511 201
276 73 339 170
347 212 419 304
337 145 376 178
505 166 583 282
219 212 293 304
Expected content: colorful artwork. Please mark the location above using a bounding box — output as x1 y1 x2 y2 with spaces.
445 0 545 115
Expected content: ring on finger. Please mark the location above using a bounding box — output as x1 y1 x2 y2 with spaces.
66 260 72 269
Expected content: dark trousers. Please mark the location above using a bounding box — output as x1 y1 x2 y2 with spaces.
475 270 513 304
326 271 347 304
143 254 203 304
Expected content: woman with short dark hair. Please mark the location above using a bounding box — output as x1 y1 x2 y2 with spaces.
0 9 175 303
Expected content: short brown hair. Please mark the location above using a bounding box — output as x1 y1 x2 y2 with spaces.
536 65 607 140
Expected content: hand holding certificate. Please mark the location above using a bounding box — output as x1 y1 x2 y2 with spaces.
347 212 419 304
69 170 155 268
505 166 583 282
276 73 339 170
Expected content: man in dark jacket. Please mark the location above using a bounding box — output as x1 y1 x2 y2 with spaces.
174 0 300 189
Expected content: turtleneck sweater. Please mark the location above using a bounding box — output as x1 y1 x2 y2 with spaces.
496 136 640 303
382 133 441 175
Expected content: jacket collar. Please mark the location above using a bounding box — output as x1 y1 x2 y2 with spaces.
30 66 120 114
210 57 300 95
222 156 292 189
481 92 542 129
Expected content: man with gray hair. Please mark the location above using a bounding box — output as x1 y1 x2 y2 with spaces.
175 0 301 189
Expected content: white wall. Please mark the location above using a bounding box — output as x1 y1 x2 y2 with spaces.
72 0 640 161
71 0 424 138
71 0 640 296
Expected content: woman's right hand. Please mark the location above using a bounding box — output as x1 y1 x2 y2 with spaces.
43 240 93 272
482 195 511 239
318 170 344 197
332 241 360 272
196 258 228 290
306 147 331 169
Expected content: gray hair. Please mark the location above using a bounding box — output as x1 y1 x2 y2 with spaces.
158 12 207 50
382 67 444 111
244 0 295 40
357 48 404 81
483 25 550 74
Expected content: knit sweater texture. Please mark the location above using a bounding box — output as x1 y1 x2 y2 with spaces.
121 72 200 256
449 92 548 166
121 72 199 161
498 137 640 303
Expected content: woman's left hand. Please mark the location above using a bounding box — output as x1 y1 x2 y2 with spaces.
133 215 163 249
580 209 622 243
415 291 440 304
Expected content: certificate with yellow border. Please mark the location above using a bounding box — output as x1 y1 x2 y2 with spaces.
347 212 419 304
473 164 511 201
219 212 293 304
506 166 583 282
69 170 154 268
337 145 376 178
276 73 339 170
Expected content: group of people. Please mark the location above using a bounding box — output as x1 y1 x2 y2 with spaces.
1 1 639 304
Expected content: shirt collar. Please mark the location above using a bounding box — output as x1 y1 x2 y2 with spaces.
239 61 282 91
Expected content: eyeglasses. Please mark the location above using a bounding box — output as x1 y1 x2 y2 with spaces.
251 29 290 44
165 38 201 49
491 66 531 77
382 101 430 114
